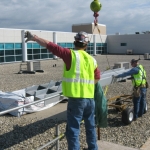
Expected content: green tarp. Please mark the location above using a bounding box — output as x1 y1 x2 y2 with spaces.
94 82 108 128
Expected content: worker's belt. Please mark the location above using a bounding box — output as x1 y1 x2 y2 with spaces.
140 84 146 87
135 84 146 88
134 84 146 88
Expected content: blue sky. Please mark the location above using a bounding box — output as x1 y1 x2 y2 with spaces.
0 0 150 35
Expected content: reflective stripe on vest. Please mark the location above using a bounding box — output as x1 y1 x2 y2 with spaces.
62 51 95 84
132 65 146 86
62 50 96 98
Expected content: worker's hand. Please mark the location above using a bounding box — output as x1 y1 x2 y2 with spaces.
24 31 35 42
112 75 118 83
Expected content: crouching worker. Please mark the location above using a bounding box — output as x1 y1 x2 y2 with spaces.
24 31 100 150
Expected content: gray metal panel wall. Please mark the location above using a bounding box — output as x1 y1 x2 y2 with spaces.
107 34 150 54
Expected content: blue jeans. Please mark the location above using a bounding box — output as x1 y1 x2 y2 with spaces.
66 98 98 150
133 87 147 119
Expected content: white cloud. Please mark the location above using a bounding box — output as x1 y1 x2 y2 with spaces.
0 0 150 34
100 0 150 34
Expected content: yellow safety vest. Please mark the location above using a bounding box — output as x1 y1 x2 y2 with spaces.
62 49 97 98
132 64 146 87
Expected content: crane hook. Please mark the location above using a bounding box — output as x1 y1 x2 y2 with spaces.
90 0 102 25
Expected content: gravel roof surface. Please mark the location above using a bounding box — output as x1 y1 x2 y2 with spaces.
0 55 150 150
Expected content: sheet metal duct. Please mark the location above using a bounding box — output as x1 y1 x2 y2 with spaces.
100 68 131 86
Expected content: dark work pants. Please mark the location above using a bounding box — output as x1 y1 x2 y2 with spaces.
133 87 147 119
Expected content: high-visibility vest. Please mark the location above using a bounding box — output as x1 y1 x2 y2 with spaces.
62 49 97 98
132 64 146 86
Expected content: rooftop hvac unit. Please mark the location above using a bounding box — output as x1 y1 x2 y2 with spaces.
116 32 120 35
135 32 140 34
126 49 133 55
113 62 130 69
27 61 41 71
144 53 149 60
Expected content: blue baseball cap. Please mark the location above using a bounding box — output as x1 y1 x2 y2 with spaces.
131 59 138 63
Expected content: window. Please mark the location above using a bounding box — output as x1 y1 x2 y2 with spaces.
5 50 14 55
33 54 40 59
5 56 15 62
41 49 48 53
33 43 40 49
33 49 40 54
27 43 32 49
41 54 48 59
5 43 14 49
28 55 33 60
27 49 32 54
15 49 22 55
0 43 4 49
0 57 4 63
49 53 53 58
121 43 127 46
0 50 4 56
0 43 23 63
16 56 22 61
66 43 73 48
58 43 66 47
15 43 22 49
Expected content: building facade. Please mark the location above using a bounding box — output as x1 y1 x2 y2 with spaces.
107 34 150 54
0 28 107 63
0 27 150 64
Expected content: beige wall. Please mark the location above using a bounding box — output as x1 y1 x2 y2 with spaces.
0 28 54 43
72 23 106 35
0 28 106 43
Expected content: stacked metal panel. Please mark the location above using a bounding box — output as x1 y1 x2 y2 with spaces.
25 80 64 107
0 67 132 116
100 68 131 86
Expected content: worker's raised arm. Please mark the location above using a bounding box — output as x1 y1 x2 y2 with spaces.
24 31 49 47
24 31 72 70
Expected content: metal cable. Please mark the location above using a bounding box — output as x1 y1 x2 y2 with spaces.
91 23 130 94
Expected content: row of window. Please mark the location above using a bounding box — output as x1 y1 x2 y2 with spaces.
0 54 55 63
0 56 22 62
87 47 107 55
0 42 107 50
28 53 54 60
0 43 107 63
0 42 108 49
121 43 127 46
0 43 22 49
0 49 22 56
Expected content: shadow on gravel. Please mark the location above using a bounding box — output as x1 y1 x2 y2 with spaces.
108 108 119 115
0 111 67 149
107 108 126 127
0 105 136 149
107 117 125 127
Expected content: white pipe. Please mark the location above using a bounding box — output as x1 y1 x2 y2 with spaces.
93 35 96 56
53 32 58 59
21 30 27 62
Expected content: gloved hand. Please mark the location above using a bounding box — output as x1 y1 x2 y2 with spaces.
24 31 35 42
112 75 118 83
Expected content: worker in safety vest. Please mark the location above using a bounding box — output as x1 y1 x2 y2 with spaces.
115 59 147 121
24 31 100 150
